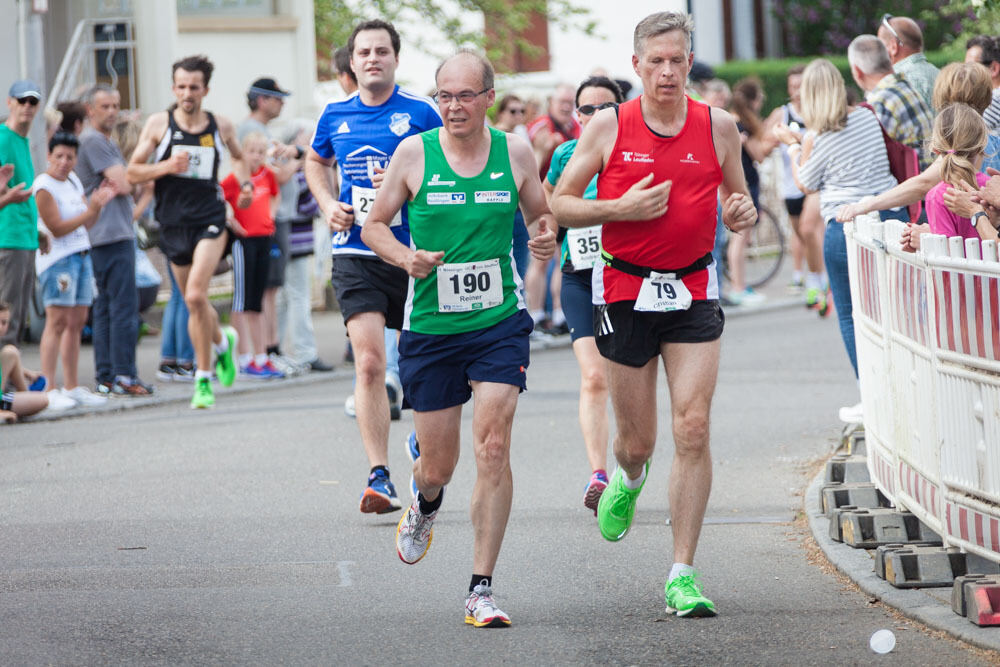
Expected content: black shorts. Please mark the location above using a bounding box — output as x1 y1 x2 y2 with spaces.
232 236 271 313
594 299 725 367
159 222 229 267
266 221 289 288
785 197 805 217
331 256 409 330
561 269 595 341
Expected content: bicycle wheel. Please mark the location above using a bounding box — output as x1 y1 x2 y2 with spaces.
741 205 785 289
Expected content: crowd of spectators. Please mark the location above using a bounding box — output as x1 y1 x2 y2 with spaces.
4 14 1000 425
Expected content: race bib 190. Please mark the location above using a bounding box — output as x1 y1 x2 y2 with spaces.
436 259 503 312
634 271 692 312
567 226 601 269
351 185 402 227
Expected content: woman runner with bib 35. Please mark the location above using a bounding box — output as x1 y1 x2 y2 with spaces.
544 76 624 514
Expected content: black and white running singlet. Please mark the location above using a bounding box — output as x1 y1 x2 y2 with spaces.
153 110 226 228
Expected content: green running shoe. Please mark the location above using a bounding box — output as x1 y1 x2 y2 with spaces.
665 573 717 617
596 462 648 542
190 377 215 409
215 325 239 387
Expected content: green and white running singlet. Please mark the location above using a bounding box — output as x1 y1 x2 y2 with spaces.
403 127 525 335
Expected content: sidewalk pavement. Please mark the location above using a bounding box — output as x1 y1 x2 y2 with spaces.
806 454 1000 653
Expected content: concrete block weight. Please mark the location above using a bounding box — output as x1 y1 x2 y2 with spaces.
845 431 866 456
820 482 890 516
828 505 860 542
952 575 1000 626
839 508 942 549
824 454 870 484
875 545 967 588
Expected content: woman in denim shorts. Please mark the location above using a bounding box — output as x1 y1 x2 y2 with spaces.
33 132 116 409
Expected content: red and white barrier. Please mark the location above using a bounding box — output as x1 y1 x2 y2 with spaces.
845 216 1000 563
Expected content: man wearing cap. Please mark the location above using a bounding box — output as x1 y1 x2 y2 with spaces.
0 80 47 346
237 78 331 374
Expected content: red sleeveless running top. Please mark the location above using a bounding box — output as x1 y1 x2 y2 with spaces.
595 95 722 303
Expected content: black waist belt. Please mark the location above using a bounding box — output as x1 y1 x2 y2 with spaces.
600 250 714 279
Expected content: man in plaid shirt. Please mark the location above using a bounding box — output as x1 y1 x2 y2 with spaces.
848 34 935 169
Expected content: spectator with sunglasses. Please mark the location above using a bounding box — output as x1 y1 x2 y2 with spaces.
492 94 532 280
0 80 49 347
492 94 529 142
876 14 939 112
543 75 623 515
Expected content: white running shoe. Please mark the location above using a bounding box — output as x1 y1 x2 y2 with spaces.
465 581 511 628
63 386 108 407
838 401 864 424
44 389 77 412
396 498 436 564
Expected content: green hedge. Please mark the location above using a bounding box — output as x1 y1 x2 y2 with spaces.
712 47 963 118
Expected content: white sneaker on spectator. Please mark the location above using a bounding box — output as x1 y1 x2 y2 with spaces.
63 386 108 407
838 401 863 424
44 389 77 412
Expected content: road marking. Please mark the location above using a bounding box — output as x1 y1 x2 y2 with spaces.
336 560 355 587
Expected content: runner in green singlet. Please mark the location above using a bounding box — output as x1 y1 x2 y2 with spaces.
361 50 556 628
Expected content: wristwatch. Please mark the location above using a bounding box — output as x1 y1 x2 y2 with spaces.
972 210 988 228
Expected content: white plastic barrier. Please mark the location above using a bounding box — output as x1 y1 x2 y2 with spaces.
845 215 1000 563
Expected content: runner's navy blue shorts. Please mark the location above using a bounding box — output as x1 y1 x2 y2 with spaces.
560 269 595 341
399 309 532 412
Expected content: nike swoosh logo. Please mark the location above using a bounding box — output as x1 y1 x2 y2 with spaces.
490 172 504 179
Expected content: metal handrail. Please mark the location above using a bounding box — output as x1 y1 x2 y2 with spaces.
47 16 136 109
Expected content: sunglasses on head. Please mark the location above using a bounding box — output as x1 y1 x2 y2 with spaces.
881 13 901 45
16 96 39 106
577 102 617 116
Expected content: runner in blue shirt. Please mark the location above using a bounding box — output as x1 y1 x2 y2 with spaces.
305 19 441 516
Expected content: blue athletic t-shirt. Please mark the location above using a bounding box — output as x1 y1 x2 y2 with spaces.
311 85 441 257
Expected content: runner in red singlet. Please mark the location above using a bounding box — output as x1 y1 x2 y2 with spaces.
551 11 757 618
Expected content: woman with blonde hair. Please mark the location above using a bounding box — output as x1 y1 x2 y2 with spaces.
837 61 1000 227
773 58 903 424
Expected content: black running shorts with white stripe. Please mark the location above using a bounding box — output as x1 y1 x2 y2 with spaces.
593 299 725 367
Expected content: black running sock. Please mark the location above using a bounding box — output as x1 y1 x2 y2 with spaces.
470 574 492 592
370 465 389 478
417 489 443 515
266 344 280 356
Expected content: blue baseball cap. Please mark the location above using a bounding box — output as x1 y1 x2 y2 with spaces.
249 77 290 98
8 79 41 100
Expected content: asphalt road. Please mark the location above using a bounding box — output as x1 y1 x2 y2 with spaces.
2 307 994 665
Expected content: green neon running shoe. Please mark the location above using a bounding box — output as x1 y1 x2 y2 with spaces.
190 377 215 409
665 573 717 617
215 325 239 387
596 462 648 542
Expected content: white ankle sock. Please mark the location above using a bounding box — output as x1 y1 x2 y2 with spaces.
214 331 229 354
195 369 212 380
622 465 646 490
668 563 696 582
806 272 822 290
254 353 268 366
